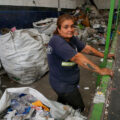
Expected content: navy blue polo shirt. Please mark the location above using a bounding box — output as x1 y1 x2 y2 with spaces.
47 35 86 94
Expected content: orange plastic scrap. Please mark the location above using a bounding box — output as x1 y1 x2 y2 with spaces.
32 100 50 112
81 16 90 27
117 31 120 34
78 11 86 19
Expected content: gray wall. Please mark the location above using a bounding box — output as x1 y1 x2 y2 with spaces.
0 0 77 9
0 0 119 9
94 0 119 9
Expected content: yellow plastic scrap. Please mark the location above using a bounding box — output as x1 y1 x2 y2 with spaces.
32 100 50 111
97 91 103 95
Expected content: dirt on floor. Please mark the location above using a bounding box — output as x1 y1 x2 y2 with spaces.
0 45 103 117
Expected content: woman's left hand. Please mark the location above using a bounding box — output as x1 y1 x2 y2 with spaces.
108 54 115 59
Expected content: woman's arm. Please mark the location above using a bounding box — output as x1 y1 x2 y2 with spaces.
81 45 115 59
70 53 113 77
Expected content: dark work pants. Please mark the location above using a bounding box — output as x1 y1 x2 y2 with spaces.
57 88 85 112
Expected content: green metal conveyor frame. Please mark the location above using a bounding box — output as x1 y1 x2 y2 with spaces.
89 0 120 120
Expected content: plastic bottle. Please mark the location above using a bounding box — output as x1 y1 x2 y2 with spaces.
11 99 26 114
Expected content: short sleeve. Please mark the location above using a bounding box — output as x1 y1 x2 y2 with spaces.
73 37 86 52
52 36 77 61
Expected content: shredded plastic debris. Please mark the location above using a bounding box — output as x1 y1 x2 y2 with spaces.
93 91 105 103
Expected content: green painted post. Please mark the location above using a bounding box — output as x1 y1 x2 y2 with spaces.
102 0 115 67
112 0 120 41
89 1 119 120
96 0 116 86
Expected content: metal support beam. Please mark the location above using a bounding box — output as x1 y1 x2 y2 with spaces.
102 0 115 67
96 0 116 86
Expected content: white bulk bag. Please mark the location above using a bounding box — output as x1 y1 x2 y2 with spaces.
0 87 87 120
33 18 57 35
0 29 48 84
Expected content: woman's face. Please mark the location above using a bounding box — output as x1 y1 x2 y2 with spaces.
58 19 75 39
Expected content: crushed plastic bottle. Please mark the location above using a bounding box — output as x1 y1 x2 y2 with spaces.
11 99 31 114
20 94 37 104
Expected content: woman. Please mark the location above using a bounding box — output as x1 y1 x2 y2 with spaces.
47 14 114 112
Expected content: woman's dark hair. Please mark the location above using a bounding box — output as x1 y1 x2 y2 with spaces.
54 14 75 35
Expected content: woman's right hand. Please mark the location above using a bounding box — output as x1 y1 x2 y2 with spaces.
99 68 113 77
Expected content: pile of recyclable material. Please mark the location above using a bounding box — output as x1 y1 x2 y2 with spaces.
71 4 110 46
0 87 87 120
0 93 52 120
